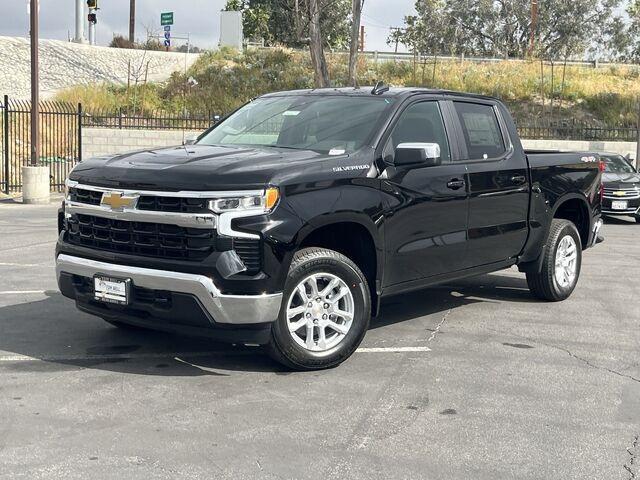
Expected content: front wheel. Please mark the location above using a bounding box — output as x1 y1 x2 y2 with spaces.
635 215 640 224
267 247 371 370
526 219 582 302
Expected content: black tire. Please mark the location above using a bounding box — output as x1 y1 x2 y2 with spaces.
526 219 582 302
635 216 640 224
267 247 371 371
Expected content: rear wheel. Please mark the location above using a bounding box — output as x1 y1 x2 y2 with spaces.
526 219 582 302
267 247 371 370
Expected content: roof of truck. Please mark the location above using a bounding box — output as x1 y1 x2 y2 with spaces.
261 87 500 102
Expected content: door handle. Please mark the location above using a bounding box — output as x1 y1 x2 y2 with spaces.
447 178 465 190
511 175 527 185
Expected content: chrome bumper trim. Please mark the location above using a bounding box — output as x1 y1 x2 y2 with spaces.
56 254 282 325
66 180 264 199
65 201 218 229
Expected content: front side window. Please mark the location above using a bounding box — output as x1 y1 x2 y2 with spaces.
385 101 451 163
602 155 636 174
198 95 396 155
454 102 506 160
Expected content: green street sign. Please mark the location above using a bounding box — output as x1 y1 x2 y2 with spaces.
160 12 174 26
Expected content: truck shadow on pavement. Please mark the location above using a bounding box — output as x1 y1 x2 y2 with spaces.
0 272 535 375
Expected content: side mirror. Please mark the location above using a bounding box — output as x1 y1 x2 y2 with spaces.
394 143 441 167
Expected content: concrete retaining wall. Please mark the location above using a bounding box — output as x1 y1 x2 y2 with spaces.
82 127 639 164
0 36 200 99
521 139 637 163
82 128 200 159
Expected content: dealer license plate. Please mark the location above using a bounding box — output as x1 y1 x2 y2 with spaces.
94 275 130 305
611 200 628 211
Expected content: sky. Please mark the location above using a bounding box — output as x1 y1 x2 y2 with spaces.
0 0 416 52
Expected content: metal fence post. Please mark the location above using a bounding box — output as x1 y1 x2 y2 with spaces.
3 95 9 194
636 96 640 168
77 103 83 163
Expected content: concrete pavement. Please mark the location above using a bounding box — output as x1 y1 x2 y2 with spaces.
0 202 638 479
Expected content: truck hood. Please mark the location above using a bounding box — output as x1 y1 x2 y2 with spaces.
602 172 640 190
69 144 357 191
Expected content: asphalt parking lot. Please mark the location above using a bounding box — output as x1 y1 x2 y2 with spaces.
0 202 638 480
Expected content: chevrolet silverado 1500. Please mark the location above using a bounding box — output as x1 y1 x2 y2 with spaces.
56 86 603 369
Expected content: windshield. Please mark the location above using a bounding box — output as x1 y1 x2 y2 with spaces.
197 95 396 154
603 155 636 174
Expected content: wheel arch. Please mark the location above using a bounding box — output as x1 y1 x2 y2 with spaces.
551 193 592 249
295 215 382 315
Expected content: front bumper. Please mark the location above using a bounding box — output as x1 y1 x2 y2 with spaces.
56 254 283 326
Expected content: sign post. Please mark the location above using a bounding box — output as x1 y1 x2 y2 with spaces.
161 12 173 51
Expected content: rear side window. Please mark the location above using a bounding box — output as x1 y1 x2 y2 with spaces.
454 102 506 160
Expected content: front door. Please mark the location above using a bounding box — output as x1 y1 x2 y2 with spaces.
381 100 469 287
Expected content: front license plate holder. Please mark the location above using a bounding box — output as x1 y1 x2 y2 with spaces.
93 275 131 305
611 200 628 210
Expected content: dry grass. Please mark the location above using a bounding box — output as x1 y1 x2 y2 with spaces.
55 48 640 125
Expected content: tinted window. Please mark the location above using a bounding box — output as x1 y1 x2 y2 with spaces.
198 95 396 155
386 102 451 163
602 155 635 174
454 102 506 160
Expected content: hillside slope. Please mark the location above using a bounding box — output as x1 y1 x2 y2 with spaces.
0 36 199 99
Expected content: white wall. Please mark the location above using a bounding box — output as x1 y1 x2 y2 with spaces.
522 139 637 164
83 127 639 164
0 36 201 99
82 128 200 159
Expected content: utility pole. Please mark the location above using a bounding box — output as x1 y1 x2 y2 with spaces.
636 96 640 169
74 0 86 43
129 0 136 44
360 25 365 52
30 0 40 167
529 0 538 56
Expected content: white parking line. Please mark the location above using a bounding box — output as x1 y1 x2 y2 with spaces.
356 346 431 353
0 346 431 364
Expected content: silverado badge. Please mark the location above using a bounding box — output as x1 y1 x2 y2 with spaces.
101 192 138 211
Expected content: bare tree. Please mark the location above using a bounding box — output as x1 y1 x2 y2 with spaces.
308 0 330 87
348 0 364 86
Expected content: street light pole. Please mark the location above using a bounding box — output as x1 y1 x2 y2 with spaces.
30 0 40 167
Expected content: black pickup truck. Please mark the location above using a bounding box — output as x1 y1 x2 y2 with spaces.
56 87 603 370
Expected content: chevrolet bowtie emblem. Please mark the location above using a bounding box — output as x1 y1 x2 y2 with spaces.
613 191 627 197
101 192 138 210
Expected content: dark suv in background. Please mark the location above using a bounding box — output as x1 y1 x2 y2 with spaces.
601 153 640 223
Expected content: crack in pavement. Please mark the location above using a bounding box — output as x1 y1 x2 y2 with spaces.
486 328 640 385
545 343 640 384
322 309 452 478
625 435 638 479
427 309 451 343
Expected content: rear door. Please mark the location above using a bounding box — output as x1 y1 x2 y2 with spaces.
380 99 469 286
450 100 530 266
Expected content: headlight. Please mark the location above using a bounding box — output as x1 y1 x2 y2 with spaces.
208 187 280 214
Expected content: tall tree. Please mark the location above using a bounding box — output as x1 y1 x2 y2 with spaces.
224 0 351 49
348 0 364 86
393 0 623 60
308 0 330 87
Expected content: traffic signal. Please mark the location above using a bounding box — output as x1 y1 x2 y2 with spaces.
87 0 98 9
88 13 97 24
